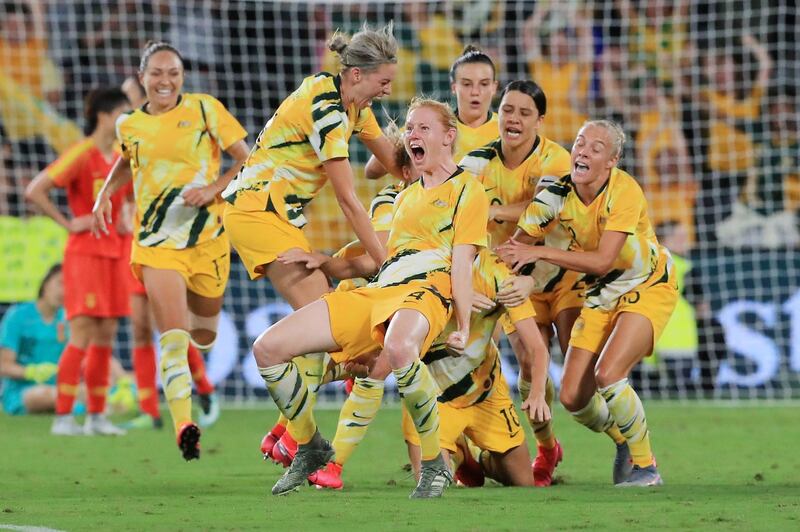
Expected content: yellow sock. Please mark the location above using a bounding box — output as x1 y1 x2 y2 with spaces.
158 329 193 433
293 353 327 393
258 361 316 444
394 360 441 461
570 391 626 445
600 378 654 467
332 377 385 466
519 376 557 449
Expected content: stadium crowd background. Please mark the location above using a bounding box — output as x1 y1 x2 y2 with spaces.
1 0 798 401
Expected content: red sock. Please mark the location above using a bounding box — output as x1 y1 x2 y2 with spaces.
133 345 160 418
55 344 85 415
187 343 214 395
85 345 112 414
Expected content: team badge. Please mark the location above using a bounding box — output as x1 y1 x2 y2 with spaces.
432 199 448 208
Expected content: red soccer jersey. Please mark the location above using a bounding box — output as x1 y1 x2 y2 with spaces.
47 138 126 258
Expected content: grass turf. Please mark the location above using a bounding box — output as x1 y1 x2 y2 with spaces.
1 403 799 531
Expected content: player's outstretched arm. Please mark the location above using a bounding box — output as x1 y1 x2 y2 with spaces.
515 317 551 423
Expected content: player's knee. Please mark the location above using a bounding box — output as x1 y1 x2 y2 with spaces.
189 311 220 350
382 336 418 369
559 384 584 412
252 330 290 367
593 362 622 390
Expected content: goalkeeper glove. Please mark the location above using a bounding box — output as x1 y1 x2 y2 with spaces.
23 362 59 384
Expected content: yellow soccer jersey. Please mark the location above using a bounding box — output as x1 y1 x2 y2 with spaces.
116 93 247 249
334 182 405 291
426 248 535 408
369 168 489 294
518 167 670 310
460 135 571 248
223 72 383 228
454 111 499 163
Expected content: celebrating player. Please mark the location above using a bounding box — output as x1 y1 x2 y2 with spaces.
498 120 678 487
117 75 220 431
91 41 249 460
223 22 403 308
252 98 488 498
366 45 499 179
26 88 132 436
460 79 574 485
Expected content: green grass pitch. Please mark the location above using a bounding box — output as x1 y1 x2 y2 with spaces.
2 403 799 531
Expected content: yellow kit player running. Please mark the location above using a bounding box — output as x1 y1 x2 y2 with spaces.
498 120 678 487
91 41 249 460
252 98 488 498
460 79 574 485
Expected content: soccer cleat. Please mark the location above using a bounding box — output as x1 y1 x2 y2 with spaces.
84 414 127 436
533 440 564 487
271 433 334 495
198 392 220 428
453 438 484 487
308 461 344 490
344 378 354 396
51 415 85 436
409 454 452 499
122 414 163 430
613 442 634 485
177 422 202 461
260 423 287 459
615 464 663 487
271 432 298 467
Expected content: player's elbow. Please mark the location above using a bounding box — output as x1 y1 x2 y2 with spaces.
589 256 616 277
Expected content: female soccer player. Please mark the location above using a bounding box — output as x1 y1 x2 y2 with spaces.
0 265 65 416
498 120 678 487
91 41 249 460
26 88 132 436
365 45 499 178
253 98 488 498
222 22 403 311
117 75 220 431
460 79 574 486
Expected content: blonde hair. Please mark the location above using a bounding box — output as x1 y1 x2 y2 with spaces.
327 22 398 73
382 120 411 171
581 119 627 159
406 97 459 153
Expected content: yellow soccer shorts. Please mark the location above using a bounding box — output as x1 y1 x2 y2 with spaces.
569 278 679 355
402 377 525 454
131 234 230 298
222 204 311 280
322 283 451 365
502 269 584 334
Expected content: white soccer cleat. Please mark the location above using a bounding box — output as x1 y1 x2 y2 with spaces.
51 415 85 436
84 414 127 436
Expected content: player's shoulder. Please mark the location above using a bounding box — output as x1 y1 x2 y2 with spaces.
459 138 501 172
609 167 645 198
58 138 97 162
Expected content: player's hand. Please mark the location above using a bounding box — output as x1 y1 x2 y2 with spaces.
182 185 218 207
521 393 551 424
472 291 496 313
277 249 328 270
68 215 94 234
496 238 544 273
344 360 373 379
445 330 468 357
497 276 535 307
23 362 59 384
91 193 113 237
